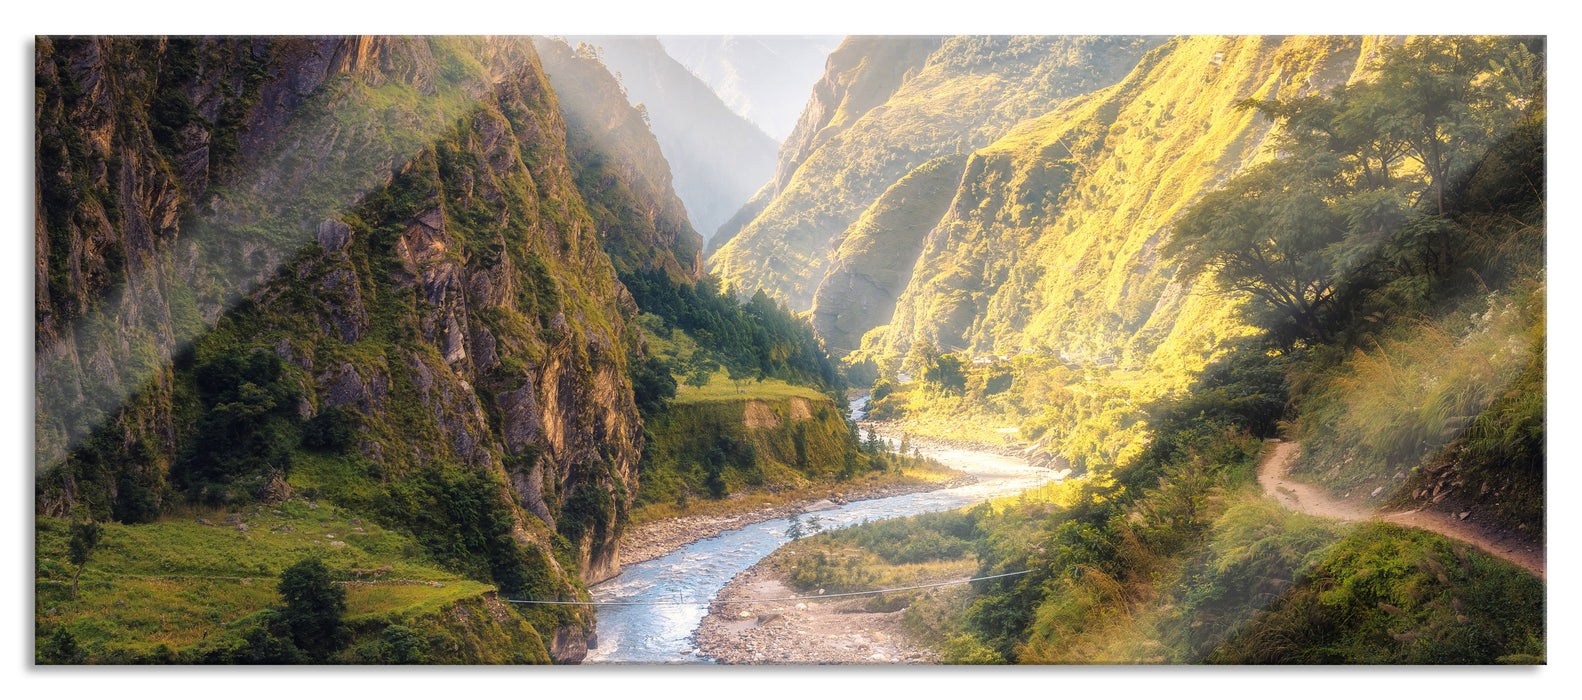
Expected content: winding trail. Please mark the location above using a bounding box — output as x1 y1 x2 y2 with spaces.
1258 441 1545 579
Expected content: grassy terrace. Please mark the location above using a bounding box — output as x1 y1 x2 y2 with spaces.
674 369 834 404
35 498 493 660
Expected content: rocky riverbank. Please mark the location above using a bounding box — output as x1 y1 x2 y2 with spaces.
617 473 977 568
861 420 1025 458
690 565 949 665
866 419 1078 475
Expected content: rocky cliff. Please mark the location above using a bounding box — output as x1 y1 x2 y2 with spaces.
34 36 669 661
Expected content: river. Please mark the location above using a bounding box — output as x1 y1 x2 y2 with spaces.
584 398 1052 664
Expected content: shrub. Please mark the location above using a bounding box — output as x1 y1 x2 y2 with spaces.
277 556 348 659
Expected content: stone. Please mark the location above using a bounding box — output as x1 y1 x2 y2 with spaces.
317 219 353 253
234 523 250 532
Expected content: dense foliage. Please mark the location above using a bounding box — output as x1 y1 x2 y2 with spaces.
377 465 557 602
176 351 304 504
623 268 844 393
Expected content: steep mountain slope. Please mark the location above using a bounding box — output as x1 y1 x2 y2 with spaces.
809 154 969 354
709 36 1165 310
881 36 1382 367
559 35 779 241
34 36 669 661
657 35 844 141
532 36 703 280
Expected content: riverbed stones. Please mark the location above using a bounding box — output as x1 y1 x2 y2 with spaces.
695 565 943 665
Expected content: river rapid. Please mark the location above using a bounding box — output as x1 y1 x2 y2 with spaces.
583 399 1051 664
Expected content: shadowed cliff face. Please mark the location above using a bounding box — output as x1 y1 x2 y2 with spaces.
808 154 969 354
35 36 660 657
556 35 779 244
531 36 703 281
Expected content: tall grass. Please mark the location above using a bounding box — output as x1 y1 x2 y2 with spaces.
1291 286 1540 502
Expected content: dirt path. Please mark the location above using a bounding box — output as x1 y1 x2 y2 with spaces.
1259 441 1545 579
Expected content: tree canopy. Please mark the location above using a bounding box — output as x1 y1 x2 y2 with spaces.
1166 37 1543 343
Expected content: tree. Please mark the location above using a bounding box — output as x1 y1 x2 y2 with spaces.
1163 159 1347 342
907 337 940 376
381 624 428 664
682 354 719 389
806 515 825 537
784 513 805 541
925 354 968 395
629 354 677 417
38 627 86 664
727 362 753 394
1169 38 1543 344
1370 37 1493 216
705 463 729 499
178 352 303 502
67 520 101 598
277 556 348 659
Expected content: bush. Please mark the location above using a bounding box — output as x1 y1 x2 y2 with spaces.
277 556 348 659
302 406 359 451
38 627 86 664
